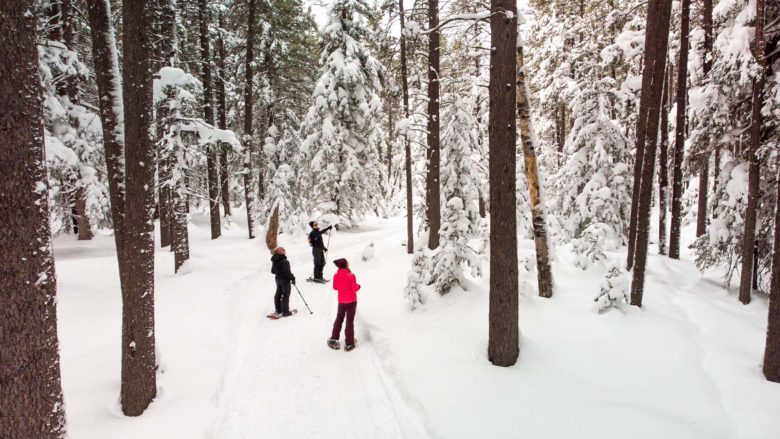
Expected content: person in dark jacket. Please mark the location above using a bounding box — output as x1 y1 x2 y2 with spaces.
270 247 296 317
308 221 333 282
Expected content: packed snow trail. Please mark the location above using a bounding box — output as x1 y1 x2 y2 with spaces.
211 227 431 439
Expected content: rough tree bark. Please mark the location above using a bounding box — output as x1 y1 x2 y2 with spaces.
488 0 519 367
86 0 128 283
56 0 93 241
738 0 767 305
265 204 280 253
765 153 780 382
120 0 158 416
427 0 441 250
400 0 413 253
157 0 175 248
658 64 671 256
217 10 232 218
199 0 222 239
630 0 673 307
243 0 257 239
0 3 67 436
695 0 715 238
626 0 664 270
517 46 554 298
669 0 690 260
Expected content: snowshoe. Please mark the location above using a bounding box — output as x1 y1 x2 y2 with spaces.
267 312 282 320
307 277 329 284
327 338 340 350
344 338 358 352
282 309 298 317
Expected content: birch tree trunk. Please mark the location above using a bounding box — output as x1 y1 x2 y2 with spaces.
0 2 67 436
265 204 280 254
516 46 554 298
488 0 519 367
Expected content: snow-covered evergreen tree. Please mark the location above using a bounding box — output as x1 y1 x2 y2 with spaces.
299 0 386 226
555 77 632 266
429 95 485 294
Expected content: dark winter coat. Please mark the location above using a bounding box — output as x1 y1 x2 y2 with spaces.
271 253 295 283
309 226 332 250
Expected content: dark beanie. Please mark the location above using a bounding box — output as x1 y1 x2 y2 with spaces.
309 221 316 228
333 258 348 269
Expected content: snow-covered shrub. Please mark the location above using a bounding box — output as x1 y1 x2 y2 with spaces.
594 265 630 313
572 222 614 269
405 252 428 310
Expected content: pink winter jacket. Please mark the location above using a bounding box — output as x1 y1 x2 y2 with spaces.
333 268 361 304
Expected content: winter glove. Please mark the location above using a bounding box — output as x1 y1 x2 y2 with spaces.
291 278 296 285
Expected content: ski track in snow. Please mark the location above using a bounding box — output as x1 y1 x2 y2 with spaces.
653 259 739 438
211 228 431 439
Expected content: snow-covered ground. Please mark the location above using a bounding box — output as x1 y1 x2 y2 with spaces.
55 212 780 438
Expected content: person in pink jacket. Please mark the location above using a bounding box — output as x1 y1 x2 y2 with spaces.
327 258 360 351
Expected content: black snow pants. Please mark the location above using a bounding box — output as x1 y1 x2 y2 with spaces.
274 278 291 314
313 249 326 280
331 302 357 345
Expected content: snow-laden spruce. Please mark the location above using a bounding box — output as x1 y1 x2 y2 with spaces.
39 40 110 236
299 0 386 226
554 78 632 269
428 95 485 294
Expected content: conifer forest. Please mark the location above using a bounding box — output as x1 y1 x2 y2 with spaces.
1 0 780 437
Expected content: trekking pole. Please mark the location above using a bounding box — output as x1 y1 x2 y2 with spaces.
294 284 314 314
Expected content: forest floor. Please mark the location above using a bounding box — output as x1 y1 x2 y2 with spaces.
54 211 780 438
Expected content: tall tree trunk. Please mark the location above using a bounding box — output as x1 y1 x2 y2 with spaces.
400 0 414 253
738 0 767 305
86 0 128 285
120 0 157 416
0 3 67 436
243 0 256 239
695 0 715 238
627 0 664 270
265 204 280 254
157 0 175 248
630 0 673 307
217 11 231 218
427 0 441 250
172 139 190 273
517 46 554 298
199 0 221 239
764 154 780 382
558 103 566 167
59 0 94 241
669 0 690 260
658 64 671 256
387 108 393 188
488 0 519 367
